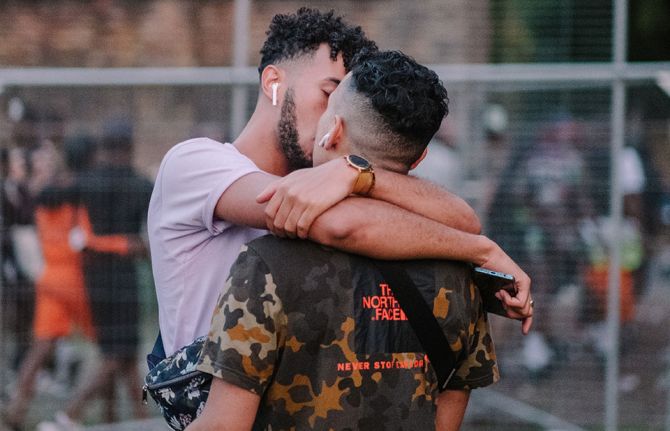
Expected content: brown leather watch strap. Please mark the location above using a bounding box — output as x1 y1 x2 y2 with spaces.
345 155 375 196
352 170 375 195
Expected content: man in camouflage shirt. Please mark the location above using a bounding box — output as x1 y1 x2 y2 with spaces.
190 51 499 430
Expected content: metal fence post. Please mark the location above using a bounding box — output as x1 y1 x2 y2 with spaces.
0 163 4 405
231 0 251 138
605 0 628 429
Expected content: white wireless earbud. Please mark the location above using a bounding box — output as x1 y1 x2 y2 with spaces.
271 83 279 106
317 133 331 148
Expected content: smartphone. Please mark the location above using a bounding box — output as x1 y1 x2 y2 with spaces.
472 266 517 316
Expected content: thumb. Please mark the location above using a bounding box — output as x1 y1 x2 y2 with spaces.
256 183 278 203
521 317 533 335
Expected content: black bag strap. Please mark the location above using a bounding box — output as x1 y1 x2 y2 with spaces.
147 331 166 370
373 260 459 391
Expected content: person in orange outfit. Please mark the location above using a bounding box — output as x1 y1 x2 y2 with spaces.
54 120 152 426
2 136 97 430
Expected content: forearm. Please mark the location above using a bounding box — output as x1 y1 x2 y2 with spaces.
77 207 130 255
435 390 470 431
371 169 481 234
216 172 279 230
253 159 480 239
186 378 258 431
310 197 493 263
187 418 246 431
311 196 534 333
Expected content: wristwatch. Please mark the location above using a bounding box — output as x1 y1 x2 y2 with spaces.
344 154 375 196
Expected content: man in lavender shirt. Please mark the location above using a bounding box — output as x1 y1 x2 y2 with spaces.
148 8 533 358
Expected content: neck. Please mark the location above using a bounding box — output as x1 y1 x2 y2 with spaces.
349 142 407 174
232 107 289 176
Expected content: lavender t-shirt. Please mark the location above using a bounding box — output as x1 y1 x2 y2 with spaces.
148 138 266 355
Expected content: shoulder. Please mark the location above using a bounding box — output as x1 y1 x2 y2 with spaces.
419 259 481 332
127 169 153 190
246 236 342 268
164 138 247 165
399 259 473 292
243 236 349 297
246 235 302 252
158 138 258 183
36 184 77 208
170 137 224 151
432 260 473 282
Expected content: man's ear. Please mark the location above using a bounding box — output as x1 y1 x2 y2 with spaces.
260 65 283 106
410 148 428 170
323 115 345 151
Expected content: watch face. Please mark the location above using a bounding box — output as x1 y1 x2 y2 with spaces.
348 154 371 170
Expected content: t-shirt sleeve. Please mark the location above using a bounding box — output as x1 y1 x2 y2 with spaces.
446 308 500 391
196 245 284 395
157 139 262 235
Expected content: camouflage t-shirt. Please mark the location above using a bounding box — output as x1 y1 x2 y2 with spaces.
197 235 499 430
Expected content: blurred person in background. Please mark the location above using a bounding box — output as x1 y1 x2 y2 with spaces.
620 108 668 306
40 120 153 427
0 147 36 377
411 117 463 192
581 144 646 359
486 113 593 376
148 8 533 368
515 114 593 376
2 136 98 431
479 103 512 215
11 101 67 198
1 99 60 384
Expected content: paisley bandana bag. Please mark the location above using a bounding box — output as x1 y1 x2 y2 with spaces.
142 336 212 430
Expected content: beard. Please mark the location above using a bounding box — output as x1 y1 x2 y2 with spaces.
277 89 312 171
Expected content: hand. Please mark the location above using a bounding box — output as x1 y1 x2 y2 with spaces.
481 244 533 335
256 158 357 238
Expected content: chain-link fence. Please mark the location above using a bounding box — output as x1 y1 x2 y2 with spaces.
1 1 669 430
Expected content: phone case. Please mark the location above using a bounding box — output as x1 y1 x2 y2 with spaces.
472 267 516 316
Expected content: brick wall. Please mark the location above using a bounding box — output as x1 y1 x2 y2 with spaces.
0 0 491 66
0 0 491 174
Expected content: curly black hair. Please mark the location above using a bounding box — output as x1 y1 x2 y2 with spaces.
258 7 377 75
348 51 448 168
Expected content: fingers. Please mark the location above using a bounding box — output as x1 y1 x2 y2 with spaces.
265 216 284 237
296 209 317 239
260 163 353 238
521 316 533 335
281 202 321 239
269 196 292 238
500 290 532 318
264 182 303 238
282 207 307 239
265 187 318 239
496 288 534 334
480 243 534 334
513 279 530 306
256 183 278 204
263 190 282 225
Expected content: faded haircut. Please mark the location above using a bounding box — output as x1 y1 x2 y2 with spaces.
344 50 449 171
258 7 378 75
